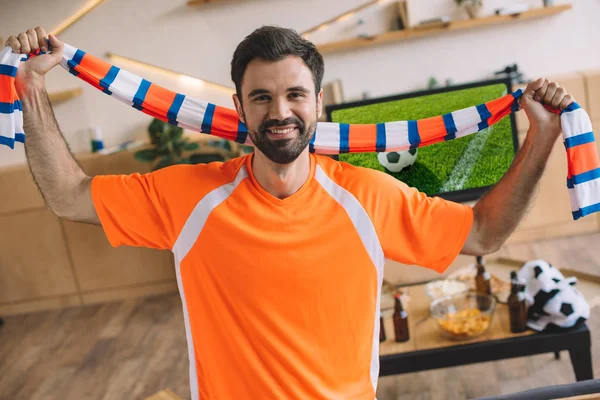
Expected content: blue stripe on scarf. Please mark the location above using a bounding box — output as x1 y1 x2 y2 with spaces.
376 123 386 152
309 128 317 153
0 102 12 114
167 94 185 125
0 64 17 77
0 135 15 149
132 79 151 111
563 102 581 114
236 121 248 144
67 49 85 76
15 133 25 143
201 103 215 133
567 177 574 189
564 132 595 149
477 104 491 130
511 89 523 112
442 113 457 141
572 168 600 185
0 100 21 114
408 120 420 149
99 66 120 95
340 123 350 153
574 202 600 220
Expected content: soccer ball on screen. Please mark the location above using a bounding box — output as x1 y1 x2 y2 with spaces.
377 149 418 173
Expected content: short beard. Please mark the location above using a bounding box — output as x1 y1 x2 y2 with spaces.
246 113 317 165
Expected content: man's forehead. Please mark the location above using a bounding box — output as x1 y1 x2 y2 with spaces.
242 56 313 92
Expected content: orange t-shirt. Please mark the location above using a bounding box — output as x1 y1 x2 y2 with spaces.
91 153 473 400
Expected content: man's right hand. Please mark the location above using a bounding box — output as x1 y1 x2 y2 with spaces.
4 27 64 95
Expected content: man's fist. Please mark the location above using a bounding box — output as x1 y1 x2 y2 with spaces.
520 77 575 140
4 27 64 94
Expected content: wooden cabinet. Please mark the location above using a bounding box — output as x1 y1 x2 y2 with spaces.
0 209 81 315
62 221 175 293
0 164 45 214
0 151 177 316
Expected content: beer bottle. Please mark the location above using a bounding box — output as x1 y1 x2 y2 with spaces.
475 256 492 295
508 271 528 333
393 294 409 342
379 314 386 342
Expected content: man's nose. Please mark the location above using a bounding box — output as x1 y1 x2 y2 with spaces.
269 98 293 122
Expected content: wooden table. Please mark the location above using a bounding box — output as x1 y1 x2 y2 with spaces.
378 281 593 381
144 389 185 400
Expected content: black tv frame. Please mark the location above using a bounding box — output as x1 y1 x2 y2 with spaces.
324 77 520 203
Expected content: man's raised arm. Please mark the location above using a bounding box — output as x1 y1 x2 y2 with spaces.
6 27 99 224
462 77 575 255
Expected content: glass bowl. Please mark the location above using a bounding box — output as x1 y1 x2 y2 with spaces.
424 279 469 301
430 293 496 340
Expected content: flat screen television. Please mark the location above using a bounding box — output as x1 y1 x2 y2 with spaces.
325 78 519 203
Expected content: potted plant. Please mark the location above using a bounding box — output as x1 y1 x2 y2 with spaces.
455 0 483 19
135 118 228 171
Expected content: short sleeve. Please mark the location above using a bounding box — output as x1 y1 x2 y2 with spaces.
371 172 473 273
91 171 176 250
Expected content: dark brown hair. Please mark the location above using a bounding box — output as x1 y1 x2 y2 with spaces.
231 26 325 100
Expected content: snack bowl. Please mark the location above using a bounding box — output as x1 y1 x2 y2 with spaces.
424 279 469 301
430 293 496 340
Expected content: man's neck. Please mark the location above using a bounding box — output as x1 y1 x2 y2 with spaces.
251 150 311 200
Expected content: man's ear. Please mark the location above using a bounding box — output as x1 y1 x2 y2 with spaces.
233 93 245 123
317 88 323 119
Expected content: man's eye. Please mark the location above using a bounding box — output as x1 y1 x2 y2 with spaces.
254 95 270 102
289 92 304 98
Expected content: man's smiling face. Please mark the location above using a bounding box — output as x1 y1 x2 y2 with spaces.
233 55 322 165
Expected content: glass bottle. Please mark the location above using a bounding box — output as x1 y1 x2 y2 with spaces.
508 271 528 333
475 256 492 309
393 294 409 343
379 314 386 342
474 256 492 295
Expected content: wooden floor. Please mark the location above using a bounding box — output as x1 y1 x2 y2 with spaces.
1 233 599 400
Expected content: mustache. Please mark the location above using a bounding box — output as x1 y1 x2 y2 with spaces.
260 117 305 132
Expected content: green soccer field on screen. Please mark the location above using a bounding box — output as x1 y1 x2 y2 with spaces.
331 84 514 197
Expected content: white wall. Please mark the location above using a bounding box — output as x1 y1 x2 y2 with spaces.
0 0 598 167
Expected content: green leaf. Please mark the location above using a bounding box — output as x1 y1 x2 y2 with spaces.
241 145 254 154
170 126 184 141
134 149 158 162
220 140 232 151
155 143 170 156
206 139 231 151
189 153 225 164
153 156 175 171
183 142 200 151
172 141 183 156
148 118 164 134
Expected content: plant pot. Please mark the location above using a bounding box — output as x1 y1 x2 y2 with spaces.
463 0 483 19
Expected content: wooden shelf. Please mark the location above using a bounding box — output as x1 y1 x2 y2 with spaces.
301 0 381 36
48 88 83 104
317 4 572 55
187 0 231 5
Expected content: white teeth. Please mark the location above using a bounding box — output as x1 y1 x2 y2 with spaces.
270 128 295 134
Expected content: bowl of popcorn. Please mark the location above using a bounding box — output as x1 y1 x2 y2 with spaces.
424 279 469 301
430 293 496 340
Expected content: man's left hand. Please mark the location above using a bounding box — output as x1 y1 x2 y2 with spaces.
520 77 575 141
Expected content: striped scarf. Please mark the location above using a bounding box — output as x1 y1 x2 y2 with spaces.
1 43 598 219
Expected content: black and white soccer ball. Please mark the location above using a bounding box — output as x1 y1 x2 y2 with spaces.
518 260 590 332
377 149 418 173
